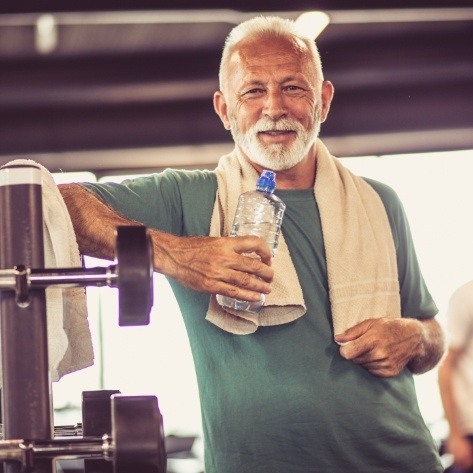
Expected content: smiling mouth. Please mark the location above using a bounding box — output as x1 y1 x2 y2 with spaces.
259 130 295 136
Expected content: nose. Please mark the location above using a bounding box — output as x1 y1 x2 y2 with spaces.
262 90 287 121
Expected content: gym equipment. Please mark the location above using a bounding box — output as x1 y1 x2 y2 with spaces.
0 395 165 473
0 225 154 327
0 163 165 473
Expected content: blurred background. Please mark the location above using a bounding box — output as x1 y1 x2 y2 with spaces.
1 0 472 174
1 1 473 470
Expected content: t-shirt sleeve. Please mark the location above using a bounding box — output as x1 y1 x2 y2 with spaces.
81 168 217 236
364 177 438 319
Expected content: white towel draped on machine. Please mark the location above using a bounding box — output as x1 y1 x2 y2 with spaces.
0 159 94 384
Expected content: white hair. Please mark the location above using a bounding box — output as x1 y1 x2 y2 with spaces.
218 16 324 93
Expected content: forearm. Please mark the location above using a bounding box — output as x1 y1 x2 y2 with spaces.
407 317 445 374
59 183 140 261
60 184 190 275
59 183 273 299
438 351 463 436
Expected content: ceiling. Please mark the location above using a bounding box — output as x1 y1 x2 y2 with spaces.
0 1 472 174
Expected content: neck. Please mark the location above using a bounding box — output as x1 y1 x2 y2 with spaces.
273 162 316 189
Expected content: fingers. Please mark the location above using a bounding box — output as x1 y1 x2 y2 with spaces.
161 233 275 300
337 318 414 378
210 254 273 301
227 247 274 283
335 319 374 345
357 360 401 378
210 235 274 283
209 238 274 300
340 341 405 378
232 236 273 265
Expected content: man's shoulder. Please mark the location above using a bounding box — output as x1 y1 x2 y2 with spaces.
162 168 216 184
360 176 403 216
160 168 218 202
361 176 398 200
81 168 217 197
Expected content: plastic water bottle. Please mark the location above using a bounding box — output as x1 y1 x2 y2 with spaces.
216 170 286 313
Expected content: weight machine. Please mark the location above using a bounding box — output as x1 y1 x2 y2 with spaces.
0 163 166 473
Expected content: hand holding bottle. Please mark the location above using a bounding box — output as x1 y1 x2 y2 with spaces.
217 170 286 313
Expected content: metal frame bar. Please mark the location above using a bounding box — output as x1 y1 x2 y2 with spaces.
0 164 53 473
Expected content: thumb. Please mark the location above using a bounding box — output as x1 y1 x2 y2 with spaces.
334 319 373 344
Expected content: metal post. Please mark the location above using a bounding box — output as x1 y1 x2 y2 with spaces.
0 164 53 473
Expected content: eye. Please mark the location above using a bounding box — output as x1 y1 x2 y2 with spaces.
243 87 265 96
284 85 305 93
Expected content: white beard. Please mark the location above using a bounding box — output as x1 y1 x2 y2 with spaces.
229 111 321 171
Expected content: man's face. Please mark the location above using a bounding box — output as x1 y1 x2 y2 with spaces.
222 35 324 171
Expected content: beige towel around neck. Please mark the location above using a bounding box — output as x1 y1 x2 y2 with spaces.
206 139 401 336
1 159 94 383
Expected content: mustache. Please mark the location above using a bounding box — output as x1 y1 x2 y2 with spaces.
254 118 304 133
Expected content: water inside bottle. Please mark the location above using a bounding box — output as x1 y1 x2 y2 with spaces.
230 222 280 256
216 292 265 313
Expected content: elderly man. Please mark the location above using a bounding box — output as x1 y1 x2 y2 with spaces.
60 15 444 473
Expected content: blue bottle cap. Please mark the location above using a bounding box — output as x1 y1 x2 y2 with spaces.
256 170 276 193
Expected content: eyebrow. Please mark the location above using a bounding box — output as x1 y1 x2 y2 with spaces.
242 75 307 88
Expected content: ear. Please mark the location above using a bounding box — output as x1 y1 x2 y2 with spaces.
213 91 231 130
319 81 334 123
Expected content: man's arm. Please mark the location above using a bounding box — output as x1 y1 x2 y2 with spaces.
59 183 274 302
335 316 445 377
438 347 473 469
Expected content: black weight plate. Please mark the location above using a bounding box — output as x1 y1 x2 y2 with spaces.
111 395 167 473
115 226 154 326
82 390 121 436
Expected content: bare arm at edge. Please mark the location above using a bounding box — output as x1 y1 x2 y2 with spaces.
59 183 274 301
438 347 473 469
438 347 464 438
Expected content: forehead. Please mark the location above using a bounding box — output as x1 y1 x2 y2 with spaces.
228 34 313 82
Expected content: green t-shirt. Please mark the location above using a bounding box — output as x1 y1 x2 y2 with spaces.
84 168 442 473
